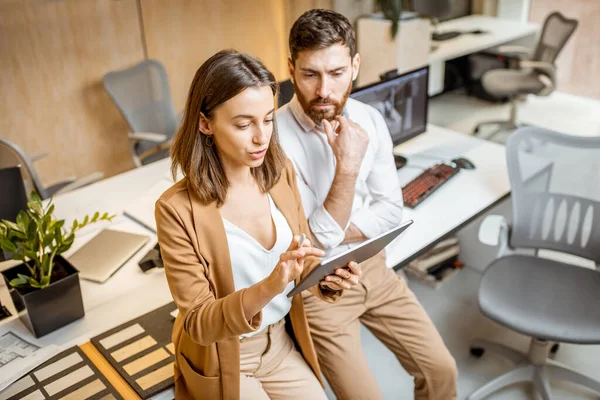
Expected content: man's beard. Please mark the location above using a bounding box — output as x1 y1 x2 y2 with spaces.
294 79 352 124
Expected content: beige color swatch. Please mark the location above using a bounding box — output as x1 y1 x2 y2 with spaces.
111 336 157 363
99 324 145 350
60 379 105 400
44 366 93 396
34 352 83 382
20 390 44 400
123 348 169 376
136 362 174 390
165 343 175 355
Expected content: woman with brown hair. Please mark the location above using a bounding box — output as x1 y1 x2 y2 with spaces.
155 49 362 400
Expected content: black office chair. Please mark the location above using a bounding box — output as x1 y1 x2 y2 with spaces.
278 79 295 108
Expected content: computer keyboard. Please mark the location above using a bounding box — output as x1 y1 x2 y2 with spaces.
402 163 460 208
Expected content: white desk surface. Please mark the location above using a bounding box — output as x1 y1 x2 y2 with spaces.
386 124 509 268
429 15 539 63
0 124 509 350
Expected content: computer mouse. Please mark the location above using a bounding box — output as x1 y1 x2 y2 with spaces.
452 157 476 170
394 154 407 169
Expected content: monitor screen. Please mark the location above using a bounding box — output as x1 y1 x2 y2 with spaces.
350 66 429 146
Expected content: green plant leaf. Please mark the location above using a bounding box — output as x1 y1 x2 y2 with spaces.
24 249 37 260
2 220 22 233
16 212 29 232
82 215 89 226
29 277 42 288
71 219 78 232
91 211 99 222
40 275 51 287
30 191 41 203
9 277 28 287
0 238 17 253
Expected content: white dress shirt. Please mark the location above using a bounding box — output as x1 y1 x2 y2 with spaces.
223 195 294 337
277 95 403 257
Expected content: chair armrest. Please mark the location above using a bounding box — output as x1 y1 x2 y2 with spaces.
519 60 556 95
479 214 513 259
30 152 49 163
128 132 168 143
519 60 555 76
495 45 533 59
478 215 506 246
54 171 104 196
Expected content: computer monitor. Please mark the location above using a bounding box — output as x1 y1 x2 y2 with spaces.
0 166 28 261
351 66 429 147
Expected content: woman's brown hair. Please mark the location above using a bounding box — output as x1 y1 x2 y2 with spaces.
170 50 286 206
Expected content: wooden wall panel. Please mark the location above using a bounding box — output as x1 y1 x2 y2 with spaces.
139 0 291 111
529 0 600 100
0 0 145 187
285 0 333 37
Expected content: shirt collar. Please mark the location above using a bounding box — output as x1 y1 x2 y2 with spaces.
289 95 317 133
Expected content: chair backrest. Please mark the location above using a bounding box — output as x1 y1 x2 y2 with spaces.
0 138 47 199
103 59 178 156
532 12 578 65
506 127 600 264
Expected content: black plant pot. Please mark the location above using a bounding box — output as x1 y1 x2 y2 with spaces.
1 255 85 338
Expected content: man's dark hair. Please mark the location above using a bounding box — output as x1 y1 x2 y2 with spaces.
289 9 356 63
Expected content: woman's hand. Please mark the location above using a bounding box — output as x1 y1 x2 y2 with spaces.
265 235 325 294
319 261 362 292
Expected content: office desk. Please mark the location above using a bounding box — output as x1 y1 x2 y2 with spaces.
386 124 509 268
0 124 509 393
428 15 539 95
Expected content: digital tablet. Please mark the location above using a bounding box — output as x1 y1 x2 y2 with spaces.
287 219 413 297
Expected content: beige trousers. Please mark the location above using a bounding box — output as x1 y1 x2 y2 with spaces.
303 252 457 400
239 318 327 400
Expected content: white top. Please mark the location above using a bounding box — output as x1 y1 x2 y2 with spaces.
277 95 403 257
223 195 294 337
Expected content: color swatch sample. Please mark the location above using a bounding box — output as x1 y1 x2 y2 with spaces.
0 346 122 400
90 302 177 399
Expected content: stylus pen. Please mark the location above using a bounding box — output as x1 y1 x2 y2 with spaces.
298 233 306 250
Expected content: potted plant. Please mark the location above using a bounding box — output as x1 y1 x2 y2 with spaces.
376 0 404 39
0 192 114 337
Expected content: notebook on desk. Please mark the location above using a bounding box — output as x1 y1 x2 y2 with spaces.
68 229 149 283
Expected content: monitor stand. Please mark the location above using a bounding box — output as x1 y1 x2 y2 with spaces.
394 154 408 169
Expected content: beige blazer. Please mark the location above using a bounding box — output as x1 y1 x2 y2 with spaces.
155 159 340 400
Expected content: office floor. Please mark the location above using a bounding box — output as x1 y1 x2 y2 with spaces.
428 90 600 140
335 267 600 400
324 91 600 400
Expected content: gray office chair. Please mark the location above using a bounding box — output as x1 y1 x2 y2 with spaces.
469 127 600 400
103 59 178 167
474 12 578 141
0 138 103 200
